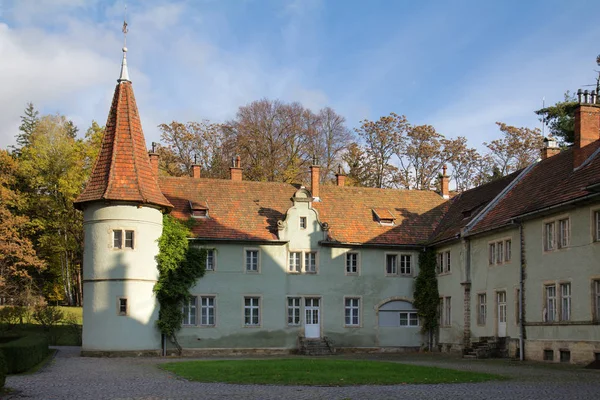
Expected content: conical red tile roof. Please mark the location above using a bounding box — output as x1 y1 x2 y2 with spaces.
74 81 172 210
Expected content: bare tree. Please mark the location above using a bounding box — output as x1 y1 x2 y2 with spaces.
485 122 543 176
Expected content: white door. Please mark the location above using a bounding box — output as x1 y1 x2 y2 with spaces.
304 298 320 338
497 291 507 337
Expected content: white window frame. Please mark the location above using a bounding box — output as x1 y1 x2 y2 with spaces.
560 283 571 322
345 251 360 275
205 249 216 271
289 251 301 273
200 296 216 326
505 239 512 261
440 296 451 327
344 297 361 327
299 216 307 230
244 248 260 273
243 296 261 327
182 296 197 326
477 293 487 326
399 311 419 327
385 252 412 276
558 218 570 249
593 279 600 322
437 250 451 274
545 284 557 322
117 297 128 316
304 252 317 273
489 243 496 264
112 229 135 250
489 237 511 265
544 221 556 252
593 210 600 242
287 297 301 326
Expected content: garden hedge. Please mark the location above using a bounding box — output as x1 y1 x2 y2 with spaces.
0 351 6 389
0 334 49 374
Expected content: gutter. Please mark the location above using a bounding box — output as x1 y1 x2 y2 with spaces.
511 192 600 222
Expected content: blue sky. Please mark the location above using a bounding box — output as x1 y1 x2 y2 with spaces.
0 0 599 151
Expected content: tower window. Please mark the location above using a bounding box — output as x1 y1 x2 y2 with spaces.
113 230 134 249
118 298 128 316
300 217 307 229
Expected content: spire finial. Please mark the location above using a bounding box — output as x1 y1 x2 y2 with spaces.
118 13 130 83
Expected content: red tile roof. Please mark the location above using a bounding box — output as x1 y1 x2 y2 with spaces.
74 82 172 210
469 142 600 235
158 177 448 245
429 171 521 244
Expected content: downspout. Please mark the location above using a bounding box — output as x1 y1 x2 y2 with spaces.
518 222 525 361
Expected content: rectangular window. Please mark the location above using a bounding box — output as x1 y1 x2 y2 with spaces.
489 243 496 264
113 230 123 249
560 350 571 363
305 252 317 273
200 296 215 326
287 297 301 325
346 252 358 274
545 285 556 322
594 211 600 242
244 297 260 326
206 250 215 271
558 218 569 248
544 222 555 251
118 297 128 316
436 253 443 274
246 250 259 272
477 293 487 325
386 254 397 275
182 296 197 325
444 296 451 326
344 298 360 326
516 288 521 325
400 255 412 275
300 217 307 229
289 251 301 272
544 349 554 361
505 240 512 261
445 251 451 272
594 280 600 321
496 241 504 264
560 283 571 321
124 230 134 249
399 311 419 327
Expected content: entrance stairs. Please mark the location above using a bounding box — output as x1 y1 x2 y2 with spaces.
463 336 508 359
298 336 335 356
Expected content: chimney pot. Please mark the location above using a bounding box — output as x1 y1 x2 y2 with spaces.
335 165 346 187
230 156 243 181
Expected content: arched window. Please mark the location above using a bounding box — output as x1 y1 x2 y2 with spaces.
378 300 419 327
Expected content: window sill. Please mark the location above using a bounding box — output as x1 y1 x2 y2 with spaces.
438 272 452 276
242 324 262 328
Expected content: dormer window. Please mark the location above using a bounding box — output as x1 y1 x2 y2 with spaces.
190 201 209 218
372 208 396 226
300 217 307 229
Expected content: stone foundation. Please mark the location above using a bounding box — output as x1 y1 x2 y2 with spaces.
81 349 161 357
525 340 600 364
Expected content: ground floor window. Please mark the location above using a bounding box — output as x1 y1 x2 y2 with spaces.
378 300 419 327
244 297 260 326
200 296 215 326
344 298 360 326
545 285 556 322
399 311 419 327
477 293 486 325
182 296 197 325
439 296 451 327
287 297 301 325
594 280 600 322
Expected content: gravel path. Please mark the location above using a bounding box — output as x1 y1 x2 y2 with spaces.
5 347 600 400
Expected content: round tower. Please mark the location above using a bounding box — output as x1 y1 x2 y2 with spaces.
74 44 172 355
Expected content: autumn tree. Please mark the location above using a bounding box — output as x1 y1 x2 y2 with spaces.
535 92 577 145
485 122 543 176
0 150 46 303
342 142 370 186
355 113 407 188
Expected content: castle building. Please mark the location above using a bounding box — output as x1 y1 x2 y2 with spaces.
75 46 600 363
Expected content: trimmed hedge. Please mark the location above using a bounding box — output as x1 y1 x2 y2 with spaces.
0 351 6 389
0 335 49 374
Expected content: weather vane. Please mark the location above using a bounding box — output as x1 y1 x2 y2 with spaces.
122 3 128 48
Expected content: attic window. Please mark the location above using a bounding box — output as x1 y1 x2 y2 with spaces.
373 208 396 226
189 201 209 218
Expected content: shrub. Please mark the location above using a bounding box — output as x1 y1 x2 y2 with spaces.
32 306 64 331
63 314 82 346
0 335 49 374
0 306 27 331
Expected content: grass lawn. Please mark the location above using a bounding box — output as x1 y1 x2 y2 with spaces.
160 359 505 386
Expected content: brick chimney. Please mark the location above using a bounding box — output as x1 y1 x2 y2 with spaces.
192 164 201 179
148 152 159 177
441 165 450 199
541 136 560 160
574 89 600 169
230 155 243 181
310 156 320 200
335 164 346 187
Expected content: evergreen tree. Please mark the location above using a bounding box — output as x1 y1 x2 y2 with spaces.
11 102 40 157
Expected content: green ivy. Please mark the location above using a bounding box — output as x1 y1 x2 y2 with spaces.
154 214 206 354
413 248 439 350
